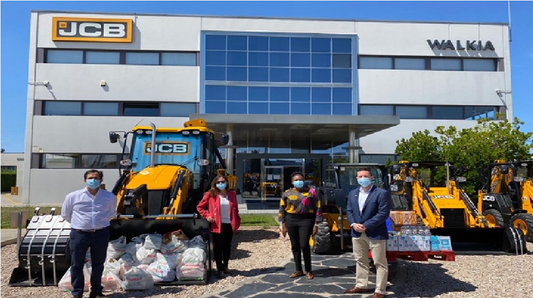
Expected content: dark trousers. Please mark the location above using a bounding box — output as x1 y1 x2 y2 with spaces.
285 213 315 272
69 227 110 296
212 223 234 272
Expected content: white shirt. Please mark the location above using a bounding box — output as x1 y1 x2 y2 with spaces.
61 187 118 230
358 188 371 213
219 194 231 224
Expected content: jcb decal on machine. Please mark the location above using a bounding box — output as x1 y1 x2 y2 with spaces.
483 196 496 202
52 17 133 42
144 142 189 155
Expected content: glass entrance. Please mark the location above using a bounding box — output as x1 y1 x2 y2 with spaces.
260 166 283 201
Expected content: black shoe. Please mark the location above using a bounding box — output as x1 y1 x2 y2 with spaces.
73 295 83 298
89 293 107 298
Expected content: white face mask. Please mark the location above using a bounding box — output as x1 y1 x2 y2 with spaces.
216 182 227 190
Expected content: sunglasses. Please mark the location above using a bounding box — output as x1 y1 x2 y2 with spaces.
216 181 226 184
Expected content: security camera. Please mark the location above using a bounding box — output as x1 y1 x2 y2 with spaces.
495 89 501 95
43 80 50 87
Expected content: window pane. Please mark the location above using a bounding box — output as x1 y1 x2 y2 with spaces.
227 101 247 113
123 103 159 116
395 58 425 70
161 53 197 66
270 102 289 114
291 37 310 52
249 52 268 66
270 37 289 51
312 103 332 115
206 51 226 65
464 59 496 71
270 87 289 102
291 68 310 82
333 54 351 68
45 101 81 115
312 53 331 67
205 85 226 101
270 68 289 82
312 87 331 102
333 38 352 53
359 57 393 69
312 68 331 82
291 103 310 114
84 102 118 115
206 100 226 113
431 58 461 71
249 36 268 51
161 103 197 117
227 67 247 81
249 67 268 82
47 50 83 63
43 154 78 168
333 103 352 115
291 53 310 67
291 87 310 102
227 86 247 101
228 35 247 50
249 87 268 101
249 102 268 114
81 155 118 168
397 106 427 119
126 52 159 65
227 51 247 66
333 88 352 103
431 106 463 119
333 69 352 83
206 35 226 50
360 105 394 115
206 66 226 80
312 38 331 52
270 53 289 66
465 106 497 120
86 51 120 64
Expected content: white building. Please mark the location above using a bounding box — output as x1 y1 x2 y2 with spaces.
23 10 511 205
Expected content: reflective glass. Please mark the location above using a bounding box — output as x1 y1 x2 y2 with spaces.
432 106 463 119
45 101 82 115
333 54 352 68
270 87 290 102
312 69 331 82
123 103 159 116
291 53 310 67
161 103 197 117
228 35 247 50
249 67 268 82
359 57 393 69
291 87 310 102
396 106 428 119
227 101 247 113
312 38 331 52
227 67 247 81
227 51 247 66
291 37 310 52
47 50 83 63
206 66 226 80
162 53 197 66
291 103 310 114
205 85 226 101
83 102 118 115
312 53 331 67
206 100 226 113
333 103 352 115
227 86 247 101
464 59 496 71
333 69 352 83
270 68 289 82
270 102 289 114
312 103 332 115
270 53 289 66
333 88 352 102
333 38 352 53
86 51 120 64
431 58 461 71
465 106 497 120
125 52 159 65
270 37 289 51
249 87 268 101
249 102 269 114
206 35 226 50
249 36 268 51
205 51 226 65
395 58 425 70
43 154 77 168
249 52 268 66
360 105 394 115
81 155 118 169
312 87 331 102
291 68 310 82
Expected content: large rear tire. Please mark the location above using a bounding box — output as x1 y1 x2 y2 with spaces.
510 213 533 242
483 209 505 227
312 221 331 254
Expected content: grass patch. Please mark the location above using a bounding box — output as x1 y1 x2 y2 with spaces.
240 214 279 227
1 206 62 228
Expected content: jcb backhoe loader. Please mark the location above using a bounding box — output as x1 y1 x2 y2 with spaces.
391 161 526 253
10 119 233 286
478 160 533 242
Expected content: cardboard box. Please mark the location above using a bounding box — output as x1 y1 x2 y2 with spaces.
398 236 416 251
411 235 431 252
440 236 453 251
430 236 441 251
386 235 399 251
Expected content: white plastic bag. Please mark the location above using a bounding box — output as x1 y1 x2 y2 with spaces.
160 235 188 254
101 269 122 291
146 260 176 282
136 246 157 264
187 235 206 250
122 266 154 290
143 233 163 250
107 236 127 259
181 247 206 265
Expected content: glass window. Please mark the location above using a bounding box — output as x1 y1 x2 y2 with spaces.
227 86 247 101
466 106 497 120
464 59 496 71
333 69 352 83
359 57 393 69
312 53 331 67
431 58 461 71
270 53 289 66
395 58 425 70
86 51 120 64
270 37 289 51
161 53 197 66
83 102 118 116
270 87 289 102
291 87 310 102
47 50 83 63
249 67 268 82
123 103 159 116
249 52 268 66
291 53 311 67
227 51 247 66
270 102 289 114
312 103 332 115
270 68 289 82
227 101 247 113
205 51 226 65
161 103 197 117
312 87 331 102
249 87 268 101
228 35 247 50
333 103 352 115
42 154 78 168
312 69 331 83
206 100 226 113
291 68 310 82
333 88 352 103
205 85 226 101
396 106 428 119
291 37 310 52
333 54 351 68
126 52 159 65
291 103 310 114
249 36 268 51
333 38 352 53
312 38 331 52
44 101 81 115
206 35 226 50
249 102 268 114
360 105 394 115
206 66 226 80
432 106 464 119
227 67 247 81
81 155 118 168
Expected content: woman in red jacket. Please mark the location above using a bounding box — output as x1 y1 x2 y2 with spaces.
197 175 241 279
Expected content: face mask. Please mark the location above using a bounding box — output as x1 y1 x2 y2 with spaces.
216 183 227 190
86 179 101 190
357 178 372 188
293 180 304 188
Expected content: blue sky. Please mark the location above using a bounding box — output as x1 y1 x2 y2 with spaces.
2 1 533 153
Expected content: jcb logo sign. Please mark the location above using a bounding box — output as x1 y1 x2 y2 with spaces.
144 142 189 155
52 17 133 42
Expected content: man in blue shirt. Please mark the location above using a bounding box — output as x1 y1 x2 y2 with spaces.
62 170 117 298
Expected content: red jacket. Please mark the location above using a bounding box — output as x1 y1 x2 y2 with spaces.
197 190 241 233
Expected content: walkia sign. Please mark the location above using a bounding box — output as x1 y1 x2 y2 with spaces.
427 39 495 51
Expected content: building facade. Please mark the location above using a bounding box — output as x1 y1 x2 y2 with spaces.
23 11 511 205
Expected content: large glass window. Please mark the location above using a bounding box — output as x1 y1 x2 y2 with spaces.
41 154 119 169
359 104 499 120
86 51 120 64
432 106 464 119
359 56 498 72
47 50 83 63
431 58 461 71
464 59 496 71
397 106 428 119
126 52 159 65
360 105 394 115
44 101 82 115
395 58 426 70
161 53 197 66
359 57 393 69
84 102 119 116
160 103 197 117
123 103 159 116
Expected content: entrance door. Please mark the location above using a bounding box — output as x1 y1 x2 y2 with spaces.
260 166 284 201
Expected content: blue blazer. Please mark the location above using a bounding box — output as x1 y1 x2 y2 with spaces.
346 185 392 240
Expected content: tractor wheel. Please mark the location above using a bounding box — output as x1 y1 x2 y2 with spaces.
483 209 505 227
510 213 533 242
312 221 331 254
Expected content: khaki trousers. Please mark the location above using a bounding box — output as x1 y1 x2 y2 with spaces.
352 232 388 294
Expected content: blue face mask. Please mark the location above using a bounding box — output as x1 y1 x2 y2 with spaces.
216 183 227 190
357 177 372 188
293 180 304 188
86 178 101 190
